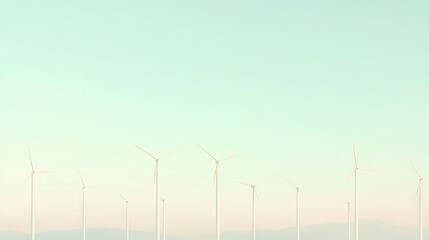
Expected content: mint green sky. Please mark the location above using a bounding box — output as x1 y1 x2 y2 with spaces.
0 0 428 237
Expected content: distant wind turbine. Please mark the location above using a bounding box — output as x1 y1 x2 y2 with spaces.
118 194 129 240
411 160 423 240
26 147 51 240
238 182 258 240
80 173 96 240
199 145 236 240
135 145 176 240
285 178 300 240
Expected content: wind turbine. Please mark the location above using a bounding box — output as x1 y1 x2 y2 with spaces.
135 145 176 240
238 182 258 240
346 143 374 240
198 145 236 240
411 160 423 240
119 194 129 240
26 147 50 240
161 198 166 240
285 178 300 240
80 174 96 240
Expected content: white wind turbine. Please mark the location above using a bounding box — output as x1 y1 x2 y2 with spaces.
118 194 129 240
199 145 236 240
238 182 258 240
347 143 373 240
161 198 166 240
285 178 300 240
26 147 51 240
80 174 96 240
135 145 176 240
411 160 423 240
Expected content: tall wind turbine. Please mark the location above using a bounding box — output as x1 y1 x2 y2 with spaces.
411 160 423 240
199 145 236 240
119 194 129 240
161 198 166 240
285 178 300 240
80 174 96 240
238 182 257 240
135 145 176 240
26 147 50 240
347 143 373 240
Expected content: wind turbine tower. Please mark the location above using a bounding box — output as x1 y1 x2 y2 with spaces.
119 194 129 240
285 178 300 240
238 182 257 240
348 202 351 240
199 145 236 240
135 145 176 240
80 174 95 240
411 160 424 240
26 147 50 240
161 198 166 240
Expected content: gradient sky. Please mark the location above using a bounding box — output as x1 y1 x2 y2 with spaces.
0 0 429 237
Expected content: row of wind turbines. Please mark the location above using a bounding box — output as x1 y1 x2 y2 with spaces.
24 143 424 240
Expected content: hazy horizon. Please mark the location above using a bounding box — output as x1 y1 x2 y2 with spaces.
1 220 428 239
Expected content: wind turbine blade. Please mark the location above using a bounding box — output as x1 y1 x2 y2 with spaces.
237 181 252 187
410 159 422 178
153 162 159 187
284 177 298 188
135 145 158 160
79 172 86 187
345 169 355 181
353 142 358 168
255 188 260 202
86 185 98 189
415 182 422 200
118 193 128 202
198 145 218 162
21 174 32 184
34 171 54 174
159 149 178 159
359 168 376 172
220 155 238 162
27 146 35 172
212 165 219 188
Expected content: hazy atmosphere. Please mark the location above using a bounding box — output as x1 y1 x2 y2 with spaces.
0 1 428 239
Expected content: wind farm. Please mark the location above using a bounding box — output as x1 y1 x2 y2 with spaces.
2 143 424 240
1 1 428 240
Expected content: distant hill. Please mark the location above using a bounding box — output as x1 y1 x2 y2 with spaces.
0 221 424 240
0 229 185 240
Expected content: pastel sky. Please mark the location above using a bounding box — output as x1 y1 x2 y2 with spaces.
0 0 428 237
